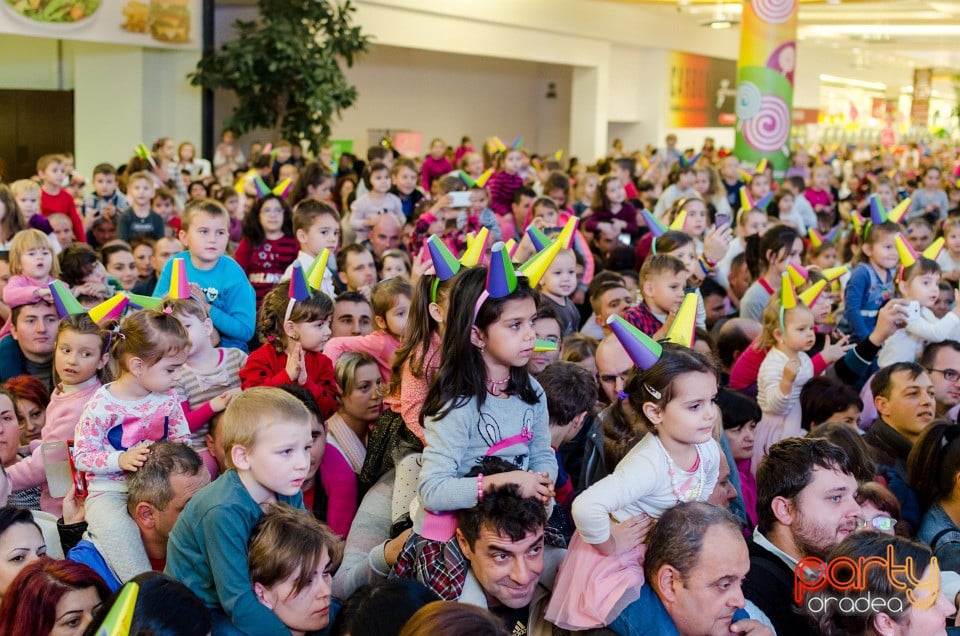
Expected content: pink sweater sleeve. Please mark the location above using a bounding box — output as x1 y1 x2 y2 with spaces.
319 446 359 538
323 332 398 383
729 340 768 391
2 275 45 308
7 392 82 491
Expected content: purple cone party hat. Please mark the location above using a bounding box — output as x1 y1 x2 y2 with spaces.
49 280 84 318
427 236 461 281
607 314 662 370
642 209 669 238
665 292 698 348
89 293 130 324
526 225 551 252
306 249 331 290
869 195 887 225
288 261 310 302
168 258 190 299
486 241 518 298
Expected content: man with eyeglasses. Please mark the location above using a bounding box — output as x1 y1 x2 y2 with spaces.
920 340 960 421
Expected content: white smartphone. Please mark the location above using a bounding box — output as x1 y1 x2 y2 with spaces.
42 441 74 498
448 191 471 208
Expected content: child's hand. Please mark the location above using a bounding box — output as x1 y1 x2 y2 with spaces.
384 528 413 568
819 333 854 364
61 486 86 525
410 246 434 287
357 285 372 302
188 283 210 309
703 224 733 264
782 358 800 383
119 446 151 472
609 513 652 554
36 288 52 302
211 388 242 413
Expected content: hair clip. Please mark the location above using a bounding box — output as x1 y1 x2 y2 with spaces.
161 306 173 315
644 383 661 400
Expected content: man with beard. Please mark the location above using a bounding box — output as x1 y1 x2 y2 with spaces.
742 438 860 636
919 340 960 420
864 361 936 532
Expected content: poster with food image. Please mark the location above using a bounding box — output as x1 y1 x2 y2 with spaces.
0 0 200 49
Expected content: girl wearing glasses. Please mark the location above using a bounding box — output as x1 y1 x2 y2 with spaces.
234 194 298 310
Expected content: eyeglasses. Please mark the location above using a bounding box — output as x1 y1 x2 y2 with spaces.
260 207 284 215
927 368 960 383
855 516 897 532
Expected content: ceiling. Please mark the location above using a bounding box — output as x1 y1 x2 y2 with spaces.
610 1 960 70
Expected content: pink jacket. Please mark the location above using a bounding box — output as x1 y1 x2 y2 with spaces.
0 274 55 338
382 334 441 444
7 379 101 516
323 331 401 384
319 445 358 539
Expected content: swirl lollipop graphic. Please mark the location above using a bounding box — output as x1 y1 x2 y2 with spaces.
736 81 762 130
750 0 797 24
741 94 791 154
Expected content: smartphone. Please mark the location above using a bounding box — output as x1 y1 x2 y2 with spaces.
42 441 74 498
448 191 471 208
716 212 731 228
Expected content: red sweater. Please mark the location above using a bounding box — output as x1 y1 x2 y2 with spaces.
239 344 339 419
41 188 85 243
233 236 299 304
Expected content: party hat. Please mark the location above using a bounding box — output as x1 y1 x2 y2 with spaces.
923 236 945 261
518 237 563 287
754 192 774 211
458 170 476 188
895 233 918 269
427 236 461 281
234 169 256 195
756 158 768 173
740 187 754 212
553 149 563 161
262 143 273 156
665 292 697 348
808 229 825 248
780 273 798 310
288 262 310 302
824 226 840 244
821 266 848 282
607 314 662 370
93 581 139 636
678 152 700 169
738 169 753 183
527 226 552 252
89 293 130 324
787 263 809 287
505 238 519 258
133 144 150 160
639 155 651 170
486 242 518 298
125 293 162 311
670 209 687 232
534 339 558 353
799 280 827 308
306 249 331 290
253 176 271 198
865 173 878 186
869 195 887 225
475 168 493 188
492 136 507 153
511 136 524 150
888 168 899 180
168 258 190 300
887 198 911 224
460 227 489 268
851 211 865 237
272 178 292 198
642 209 669 238
49 280 84 318
556 216 579 250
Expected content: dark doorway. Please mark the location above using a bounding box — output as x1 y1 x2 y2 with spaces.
0 90 75 182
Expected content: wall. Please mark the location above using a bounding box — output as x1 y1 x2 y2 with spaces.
0 34 201 180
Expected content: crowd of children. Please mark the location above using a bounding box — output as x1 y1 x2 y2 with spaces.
1 134 960 634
